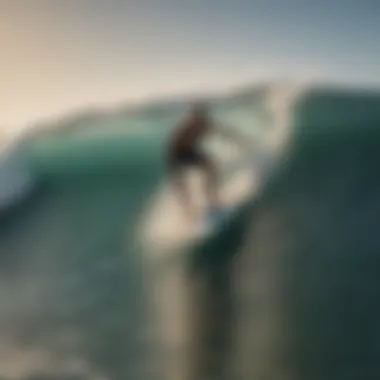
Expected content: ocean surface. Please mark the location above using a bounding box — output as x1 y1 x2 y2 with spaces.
0 84 380 380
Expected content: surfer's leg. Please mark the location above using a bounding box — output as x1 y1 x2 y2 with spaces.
169 166 194 218
201 155 221 210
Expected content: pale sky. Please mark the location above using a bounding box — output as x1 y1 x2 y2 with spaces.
1 0 379 134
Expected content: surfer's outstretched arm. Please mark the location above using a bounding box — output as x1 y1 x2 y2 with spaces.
213 124 255 151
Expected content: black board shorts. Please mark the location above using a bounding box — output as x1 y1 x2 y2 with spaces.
171 147 206 169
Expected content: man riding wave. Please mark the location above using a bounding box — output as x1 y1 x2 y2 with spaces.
166 102 252 219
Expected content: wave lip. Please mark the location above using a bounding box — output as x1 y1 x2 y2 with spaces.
0 138 36 213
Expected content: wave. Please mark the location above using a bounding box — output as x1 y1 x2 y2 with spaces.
0 83 279 379
233 86 380 379
1 82 379 379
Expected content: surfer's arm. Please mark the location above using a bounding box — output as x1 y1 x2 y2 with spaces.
212 124 254 151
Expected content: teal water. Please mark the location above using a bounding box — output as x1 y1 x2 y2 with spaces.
234 88 380 380
0 134 167 379
2 86 380 380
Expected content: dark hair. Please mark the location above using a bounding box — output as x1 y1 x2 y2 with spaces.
191 101 209 115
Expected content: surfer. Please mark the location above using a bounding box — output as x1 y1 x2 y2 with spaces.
166 102 251 219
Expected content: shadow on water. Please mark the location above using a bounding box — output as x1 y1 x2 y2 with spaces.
232 89 380 380
280 126 380 380
182 199 255 380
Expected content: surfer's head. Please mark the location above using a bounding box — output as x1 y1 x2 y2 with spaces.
189 101 210 123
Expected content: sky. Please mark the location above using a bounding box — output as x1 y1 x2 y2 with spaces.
0 0 379 134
